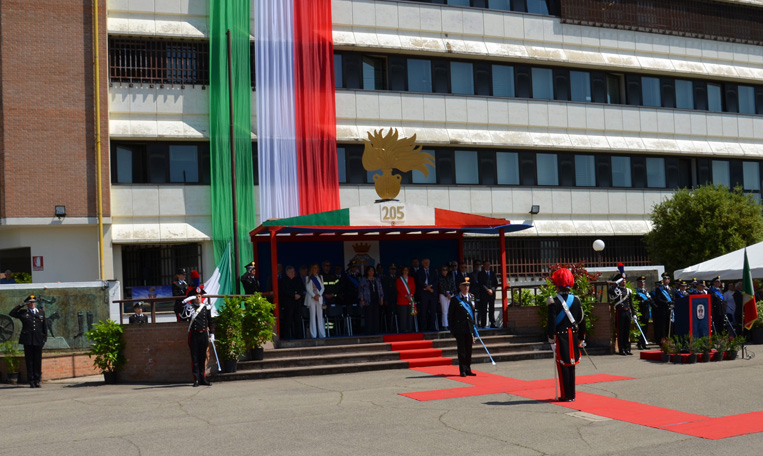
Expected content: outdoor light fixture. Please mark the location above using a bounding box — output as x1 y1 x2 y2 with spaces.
529 205 540 215
593 239 605 252
55 205 66 221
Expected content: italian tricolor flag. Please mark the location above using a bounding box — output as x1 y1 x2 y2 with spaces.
742 249 759 330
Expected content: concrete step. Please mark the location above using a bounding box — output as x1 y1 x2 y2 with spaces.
214 350 553 381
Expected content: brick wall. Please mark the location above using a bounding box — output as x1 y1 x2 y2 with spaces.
121 323 212 384
507 302 615 350
1 352 100 383
0 0 109 219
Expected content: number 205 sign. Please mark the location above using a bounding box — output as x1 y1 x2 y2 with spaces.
380 205 405 223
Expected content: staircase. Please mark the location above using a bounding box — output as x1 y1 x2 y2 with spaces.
215 330 551 382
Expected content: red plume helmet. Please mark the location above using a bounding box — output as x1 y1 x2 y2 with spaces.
552 268 574 288
191 270 200 280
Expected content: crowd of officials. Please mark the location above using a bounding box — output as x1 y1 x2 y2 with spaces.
273 258 503 340
609 270 747 355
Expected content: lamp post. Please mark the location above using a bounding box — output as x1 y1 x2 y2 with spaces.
593 239 605 268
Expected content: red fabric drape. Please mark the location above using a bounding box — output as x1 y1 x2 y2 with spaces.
293 0 340 215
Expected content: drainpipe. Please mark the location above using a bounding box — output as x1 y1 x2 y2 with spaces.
93 0 105 280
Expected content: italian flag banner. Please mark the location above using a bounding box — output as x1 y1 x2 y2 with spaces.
742 249 759 330
255 0 340 222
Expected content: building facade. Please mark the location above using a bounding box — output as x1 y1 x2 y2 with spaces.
2 0 763 291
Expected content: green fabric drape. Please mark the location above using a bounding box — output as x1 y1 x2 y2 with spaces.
209 0 256 290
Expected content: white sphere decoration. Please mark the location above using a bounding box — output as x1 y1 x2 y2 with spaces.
592 239 605 252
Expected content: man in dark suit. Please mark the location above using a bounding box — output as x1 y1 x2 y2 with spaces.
416 258 437 331
478 260 498 328
129 302 148 324
448 277 476 377
382 264 398 332
9 295 47 387
455 263 470 289
279 266 305 339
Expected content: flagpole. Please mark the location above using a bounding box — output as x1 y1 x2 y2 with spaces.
227 29 241 294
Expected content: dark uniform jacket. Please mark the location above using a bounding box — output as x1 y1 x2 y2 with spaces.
188 304 215 333
609 285 635 314
382 274 398 306
652 285 673 310
241 273 260 295
448 293 476 336
547 292 586 367
9 305 47 346
172 279 189 316
129 313 148 325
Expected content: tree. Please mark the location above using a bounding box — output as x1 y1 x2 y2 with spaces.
645 185 763 276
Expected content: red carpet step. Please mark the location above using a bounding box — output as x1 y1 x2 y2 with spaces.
383 334 424 342
385 333 453 367
389 340 433 351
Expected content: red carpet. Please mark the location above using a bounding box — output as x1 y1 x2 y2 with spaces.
385 334 452 368
400 365 763 440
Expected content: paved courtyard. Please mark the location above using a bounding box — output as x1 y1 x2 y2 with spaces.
2 348 763 455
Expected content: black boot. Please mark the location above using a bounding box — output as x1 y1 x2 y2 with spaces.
466 367 476 376
459 366 466 377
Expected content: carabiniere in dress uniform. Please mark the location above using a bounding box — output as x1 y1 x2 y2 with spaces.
10 295 47 388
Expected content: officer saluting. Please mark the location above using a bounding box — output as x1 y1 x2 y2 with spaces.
547 268 585 402
9 295 47 388
182 287 215 387
172 268 188 321
448 277 476 377
241 262 260 295
609 266 634 355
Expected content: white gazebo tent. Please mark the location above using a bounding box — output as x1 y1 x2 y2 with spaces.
674 241 763 280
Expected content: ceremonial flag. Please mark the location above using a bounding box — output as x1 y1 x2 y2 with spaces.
742 249 758 330
203 243 233 317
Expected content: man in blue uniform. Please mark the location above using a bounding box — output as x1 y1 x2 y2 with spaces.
652 273 673 345
547 268 585 402
448 277 476 377
708 276 727 334
10 295 47 387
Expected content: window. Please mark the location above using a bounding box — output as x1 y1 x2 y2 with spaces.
450 62 474 95
570 71 591 102
362 56 386 90
412 150 437 183
611 156 632 187
712 160 731 187
448 0 470 5
109 38 210 86
606 74 622 104
455 151 479 184
408 59 432 93
646 157 666 188
337 147 347 183
675 80 694 110
115 146 134 184
169 145 199 183
708 84 723 112
489 0 511 11
527 0 549 14
334 55 343 88
739 85 755 114
492 65 515 97
536 153 558 186
743 162 761 191
575 155 596 186
496 152 519 185
532 68 553 100
641 77 661 107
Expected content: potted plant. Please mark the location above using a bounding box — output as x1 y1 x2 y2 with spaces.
1 341 21 384
686 336 699 364
215 297 247 373
670 335 682 364
242 293 275 361
711 333 727 361
659 338 674 363
85 320 126 384
697 336 712 362
726 335 745 360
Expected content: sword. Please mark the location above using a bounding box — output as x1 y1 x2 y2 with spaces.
632 314 648 347
475 331 496 365
208 330 222 372
580 340 597 370
551 339 558 400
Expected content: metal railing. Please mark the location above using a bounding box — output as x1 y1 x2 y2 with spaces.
109 37 210 86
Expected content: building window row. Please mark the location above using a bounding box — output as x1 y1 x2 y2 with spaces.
561 0 763 47
109 38 256 88
110 142 259 185
335 52 763 116
339 145 763 193
396 0 559 15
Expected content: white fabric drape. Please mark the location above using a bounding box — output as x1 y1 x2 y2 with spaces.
255 0 300 222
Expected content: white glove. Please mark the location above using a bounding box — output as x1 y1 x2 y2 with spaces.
551 343 556 352
209 334 215 343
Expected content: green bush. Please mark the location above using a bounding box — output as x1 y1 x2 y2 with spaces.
1 341 21 372
242 293 275 349
216 298 247 361
85 320 126 373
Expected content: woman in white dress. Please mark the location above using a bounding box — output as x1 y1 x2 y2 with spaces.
304 263 326 338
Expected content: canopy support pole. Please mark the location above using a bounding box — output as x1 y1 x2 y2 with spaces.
270 227 282 337
499 228 508 328
458 232 464 264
